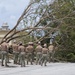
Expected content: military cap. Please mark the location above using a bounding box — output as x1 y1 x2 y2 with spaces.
19 41 22 44
28 42 33 45
43 43 47 47
38 41 41 44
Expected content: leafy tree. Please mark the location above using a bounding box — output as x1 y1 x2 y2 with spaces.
50 0 75 61
1 0 75 62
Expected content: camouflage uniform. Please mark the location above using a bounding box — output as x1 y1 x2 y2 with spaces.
41 44 48 66
48 44 54 62
26 42 34 65
1 41 9 66
12 41 19 64
35 42 42 65
18 43 26 67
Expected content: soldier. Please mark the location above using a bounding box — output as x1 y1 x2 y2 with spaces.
1 39 9 66
41 43 48 66
48 43 54 62
12 40 19 64
18 42 26 67
26 42 34 65
7 45 13 63
35 42 42 65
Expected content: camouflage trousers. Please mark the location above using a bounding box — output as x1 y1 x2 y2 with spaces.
36 52 42 65
26 53 33 65
41 54 48 66
1 51 8 66
48 51 55 62
7 53 10 63
13 51 19 64
19 52 25 67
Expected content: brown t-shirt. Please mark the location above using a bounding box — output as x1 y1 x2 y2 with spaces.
1 42 9 51
35 45 42 52
26 45 34 53
42 48 48 54
18 45 25 52
48 45 54 52
12 44 18 52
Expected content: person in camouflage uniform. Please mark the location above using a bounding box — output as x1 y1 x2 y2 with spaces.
12 40 19 64
18 42 26 67
26 42 34 65
1 39 9 66
35 42 42 65
41 43 48 66
48 43 54 62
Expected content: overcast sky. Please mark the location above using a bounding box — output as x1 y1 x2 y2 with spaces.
0 0 30 29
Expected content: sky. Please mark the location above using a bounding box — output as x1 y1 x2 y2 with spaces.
0 0 30 29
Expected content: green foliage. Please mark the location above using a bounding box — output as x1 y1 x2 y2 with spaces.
67 53 75 62
21 0 75 62
50 0 75 62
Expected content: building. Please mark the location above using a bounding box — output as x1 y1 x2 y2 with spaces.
0 23 12 45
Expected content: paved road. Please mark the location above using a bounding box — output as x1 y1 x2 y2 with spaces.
0 61 75 75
